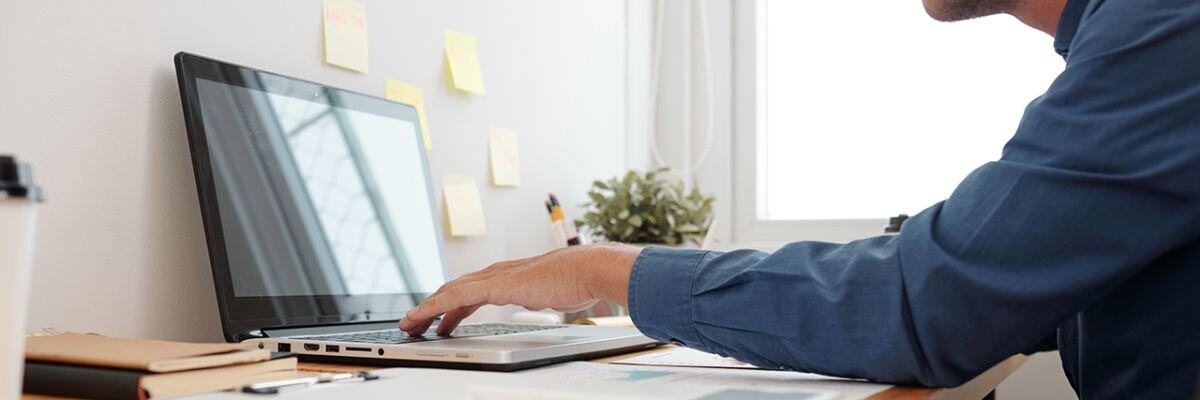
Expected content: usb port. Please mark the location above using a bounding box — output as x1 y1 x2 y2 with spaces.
325 345 340 353
345 347 372 352
304 343 320 351
277 343 291 352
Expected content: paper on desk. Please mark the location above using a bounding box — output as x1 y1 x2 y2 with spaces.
443 174 487 236
613 347 762 370
185 366 840 400
322 0 369 73
385 79 433 150
445 29 486 94
488 127 520 187
521 362 891 400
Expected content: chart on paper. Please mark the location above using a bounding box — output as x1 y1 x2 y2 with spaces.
613 347 762 370
521 362 892 399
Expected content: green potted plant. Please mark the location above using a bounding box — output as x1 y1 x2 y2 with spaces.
576 168 715 247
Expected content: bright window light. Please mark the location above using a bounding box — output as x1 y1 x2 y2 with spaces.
761 0 1065 220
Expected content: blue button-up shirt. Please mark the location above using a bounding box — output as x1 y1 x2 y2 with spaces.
627 0 1200 398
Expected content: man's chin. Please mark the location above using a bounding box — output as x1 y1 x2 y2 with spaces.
922 0 1008 22
922 0 954 21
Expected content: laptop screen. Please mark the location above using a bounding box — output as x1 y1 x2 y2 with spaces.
194 76 445 298
176 53 446 340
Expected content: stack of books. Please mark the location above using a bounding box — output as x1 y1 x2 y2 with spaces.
23 333 297 399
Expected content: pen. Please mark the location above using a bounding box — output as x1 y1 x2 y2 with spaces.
546 200 568 246
241 371 379 395
549 194 581 246
241 376 319 394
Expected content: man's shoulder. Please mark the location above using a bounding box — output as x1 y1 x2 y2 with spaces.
1068 0 1200 62
1079 0 1200 27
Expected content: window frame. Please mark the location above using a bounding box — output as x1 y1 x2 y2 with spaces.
731 0 888 244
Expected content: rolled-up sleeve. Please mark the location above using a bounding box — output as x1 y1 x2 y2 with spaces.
627 247 711 347
627 0 1200 387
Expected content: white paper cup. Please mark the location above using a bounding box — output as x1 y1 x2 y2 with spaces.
0 156 42 400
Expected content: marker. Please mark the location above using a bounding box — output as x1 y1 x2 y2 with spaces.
549 194 581 246
546 200 568 246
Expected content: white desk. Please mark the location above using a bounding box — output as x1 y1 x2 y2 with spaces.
174 347 1027 400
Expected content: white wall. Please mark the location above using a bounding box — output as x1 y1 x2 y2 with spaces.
0 0 647 342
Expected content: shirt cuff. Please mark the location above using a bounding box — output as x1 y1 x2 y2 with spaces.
627 246 710 348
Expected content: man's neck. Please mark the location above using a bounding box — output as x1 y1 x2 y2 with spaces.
1009 0 1070 36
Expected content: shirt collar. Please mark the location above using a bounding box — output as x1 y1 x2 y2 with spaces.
1053 0 1091 58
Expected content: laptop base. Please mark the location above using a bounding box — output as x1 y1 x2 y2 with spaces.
296 342 662 372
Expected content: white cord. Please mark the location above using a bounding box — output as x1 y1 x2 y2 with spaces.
647 0 717 176
693 0 716 170
649 0 668 168
682 0 692 188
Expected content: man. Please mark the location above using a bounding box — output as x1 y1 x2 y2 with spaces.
401 0 1200 398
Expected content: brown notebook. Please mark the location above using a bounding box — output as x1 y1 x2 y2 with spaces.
25 333 268 373
24 356 299 399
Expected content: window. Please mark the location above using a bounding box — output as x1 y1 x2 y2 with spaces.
733 0 1064 241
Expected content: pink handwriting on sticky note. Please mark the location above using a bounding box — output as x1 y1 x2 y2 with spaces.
443 174 487 236
488 127 519 187
323 0 369 73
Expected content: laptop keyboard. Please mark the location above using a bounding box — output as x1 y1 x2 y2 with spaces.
295 323 566 344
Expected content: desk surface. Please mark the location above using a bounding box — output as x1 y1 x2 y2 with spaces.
22 348 1026 400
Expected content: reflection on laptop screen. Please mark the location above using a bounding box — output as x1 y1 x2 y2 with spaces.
194 76 445 297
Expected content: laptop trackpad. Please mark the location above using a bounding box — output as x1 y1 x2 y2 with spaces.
411 335 593 350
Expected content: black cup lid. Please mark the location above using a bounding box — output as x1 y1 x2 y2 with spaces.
0 155 43 202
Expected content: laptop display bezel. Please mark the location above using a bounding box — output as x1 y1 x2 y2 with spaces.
174 52 446 342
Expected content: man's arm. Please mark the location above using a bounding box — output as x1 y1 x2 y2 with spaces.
400 0 1200 386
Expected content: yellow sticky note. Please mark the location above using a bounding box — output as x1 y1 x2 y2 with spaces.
488 127 520 187
443 174 487 236
444 29 486 94
385 79 433 150
322 0 369 73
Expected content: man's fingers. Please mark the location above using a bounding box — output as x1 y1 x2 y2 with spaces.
400 310 439 334
397 253 555 334
436 304 483 336
398 284 469 333
400 303 440 333
401 283 491 330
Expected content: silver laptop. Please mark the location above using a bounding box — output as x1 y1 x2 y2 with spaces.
174 52 658 371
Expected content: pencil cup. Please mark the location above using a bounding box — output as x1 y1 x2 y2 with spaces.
0 156 43 399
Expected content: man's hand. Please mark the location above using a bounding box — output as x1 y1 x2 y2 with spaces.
398 243 642 336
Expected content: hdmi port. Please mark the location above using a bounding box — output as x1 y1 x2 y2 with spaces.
304 343 320 351
345 346 372 352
